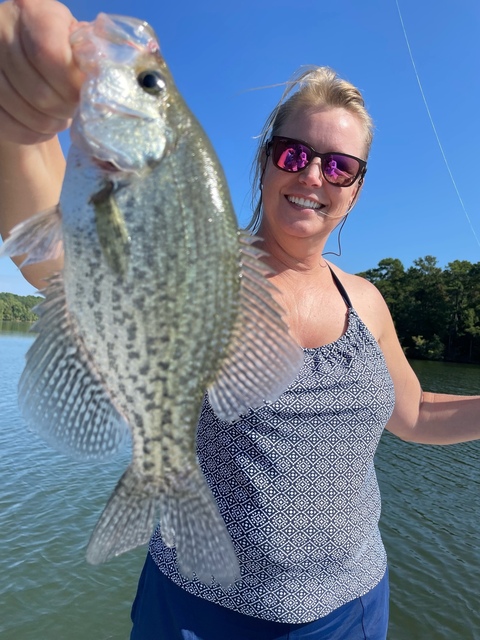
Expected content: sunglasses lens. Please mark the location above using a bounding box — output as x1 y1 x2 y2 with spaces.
273 139 312 172
322 154 359 186
271 137 363 187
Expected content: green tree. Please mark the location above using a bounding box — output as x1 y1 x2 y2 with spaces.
403 256 449 358
358 255 480 363
0 292 42 322
443 260 473 359
358 258 410 342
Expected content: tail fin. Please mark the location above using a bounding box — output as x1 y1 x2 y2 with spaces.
86 465 156 565
86 464 240 587
165 466 241 588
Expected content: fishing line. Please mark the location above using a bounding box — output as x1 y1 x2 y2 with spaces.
395 0 480 250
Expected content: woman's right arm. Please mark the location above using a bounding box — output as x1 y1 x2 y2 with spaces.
0 0 83 289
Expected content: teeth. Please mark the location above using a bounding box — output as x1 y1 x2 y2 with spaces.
287 196 322 209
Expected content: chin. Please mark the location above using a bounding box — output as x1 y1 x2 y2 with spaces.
281 213 331 236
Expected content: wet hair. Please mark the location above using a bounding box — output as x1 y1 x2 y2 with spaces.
248 66 374 232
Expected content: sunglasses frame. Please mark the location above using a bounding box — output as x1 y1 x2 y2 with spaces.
266 135 367 187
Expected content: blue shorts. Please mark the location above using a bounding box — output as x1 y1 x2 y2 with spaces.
130 553 389 640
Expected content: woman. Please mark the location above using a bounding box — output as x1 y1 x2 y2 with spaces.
132 68 394 639
1 1 479 639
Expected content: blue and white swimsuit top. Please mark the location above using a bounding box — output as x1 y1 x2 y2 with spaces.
149 269 396 623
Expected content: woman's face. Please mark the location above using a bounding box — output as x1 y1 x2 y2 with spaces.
260 106 367 244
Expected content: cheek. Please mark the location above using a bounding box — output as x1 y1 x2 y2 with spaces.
328 185 356 212
262 161 279 189
261 164 284 208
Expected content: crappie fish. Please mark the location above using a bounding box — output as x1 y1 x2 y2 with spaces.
0 14 302 586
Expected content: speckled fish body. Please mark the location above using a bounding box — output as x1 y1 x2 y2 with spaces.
0 14 302 586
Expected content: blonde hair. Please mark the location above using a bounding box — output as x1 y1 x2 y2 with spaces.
248 66 374 232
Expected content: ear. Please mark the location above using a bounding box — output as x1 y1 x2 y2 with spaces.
260 147 267 167
261 143 270 168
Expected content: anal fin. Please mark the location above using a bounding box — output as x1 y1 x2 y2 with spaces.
19 273 130 459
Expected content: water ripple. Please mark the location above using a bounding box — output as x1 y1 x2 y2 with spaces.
1 336 479 639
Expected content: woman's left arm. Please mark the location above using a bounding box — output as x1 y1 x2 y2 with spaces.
404 391 480 444
357 278 480 445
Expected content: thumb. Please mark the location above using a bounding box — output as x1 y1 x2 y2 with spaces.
15 0 85 102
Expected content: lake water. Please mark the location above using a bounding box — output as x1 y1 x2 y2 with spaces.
0 331 478 639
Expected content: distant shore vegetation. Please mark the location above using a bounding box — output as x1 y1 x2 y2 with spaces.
2 255 480 363
0 292 42 323
358 256 480 364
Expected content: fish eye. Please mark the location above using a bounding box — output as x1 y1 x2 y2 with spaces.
137 70 165 95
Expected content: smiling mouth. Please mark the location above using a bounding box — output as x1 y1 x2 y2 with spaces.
287 195 324 210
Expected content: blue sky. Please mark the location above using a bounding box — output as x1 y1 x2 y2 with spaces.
1 0 479 295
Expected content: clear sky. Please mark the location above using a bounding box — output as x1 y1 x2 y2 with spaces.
1 0 479 295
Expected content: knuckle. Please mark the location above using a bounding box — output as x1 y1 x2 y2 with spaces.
28 82 57 113
0 102 68 144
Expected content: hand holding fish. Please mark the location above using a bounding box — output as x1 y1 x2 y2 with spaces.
0 0 81 286
0 0 83 144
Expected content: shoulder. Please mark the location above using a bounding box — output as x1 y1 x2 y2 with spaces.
327 263 425 439
327 262 390 341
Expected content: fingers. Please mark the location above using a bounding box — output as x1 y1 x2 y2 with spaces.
14 0 84 103
0 0 84 144
0 104 69 145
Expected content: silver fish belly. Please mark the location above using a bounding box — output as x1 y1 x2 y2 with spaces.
0 13 303 587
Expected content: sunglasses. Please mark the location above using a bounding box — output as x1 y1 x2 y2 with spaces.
267 136 367 187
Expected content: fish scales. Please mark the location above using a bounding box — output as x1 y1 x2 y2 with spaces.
0 13 303 586
63 144 239 484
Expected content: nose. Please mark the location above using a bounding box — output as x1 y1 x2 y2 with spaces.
297 158 324 187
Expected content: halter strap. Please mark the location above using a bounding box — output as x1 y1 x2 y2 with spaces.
327 265 352 309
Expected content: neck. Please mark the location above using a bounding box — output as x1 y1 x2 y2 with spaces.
257 223 330 275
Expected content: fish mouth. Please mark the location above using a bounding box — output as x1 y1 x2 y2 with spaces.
70 14 159 73
92 158 124 173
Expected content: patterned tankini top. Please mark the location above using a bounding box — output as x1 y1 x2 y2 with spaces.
149 268 396 623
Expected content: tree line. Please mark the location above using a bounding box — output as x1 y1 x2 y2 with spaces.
2 255 480 363
0 292 42 322
358 256 480 363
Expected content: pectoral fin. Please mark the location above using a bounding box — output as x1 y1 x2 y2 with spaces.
90 182 130 276
0 205 63 266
